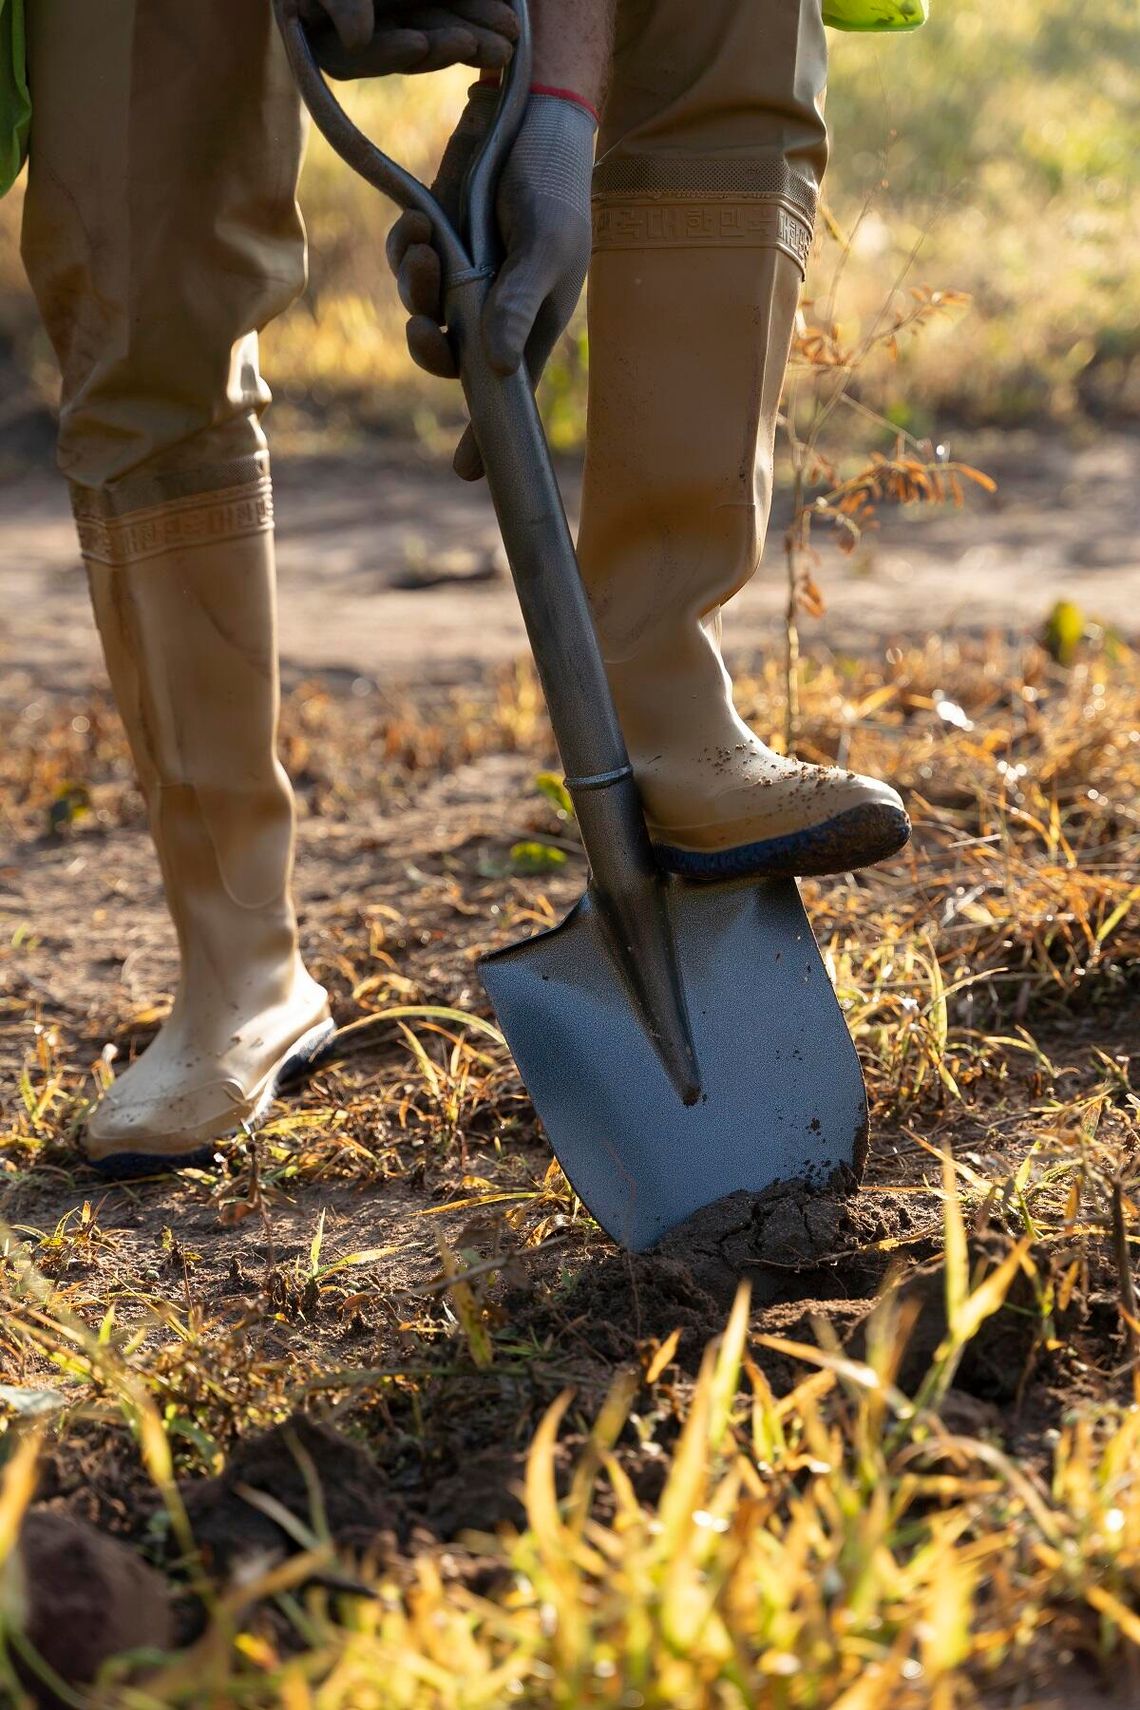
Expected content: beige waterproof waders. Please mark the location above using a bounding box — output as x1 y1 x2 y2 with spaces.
21 2 331 1167
579 0 909 878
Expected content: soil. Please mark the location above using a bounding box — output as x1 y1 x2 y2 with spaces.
15 1511 174 1705
2 432 1138 1704
180 1415 403 1579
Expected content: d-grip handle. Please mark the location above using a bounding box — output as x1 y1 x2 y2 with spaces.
272 0 531 284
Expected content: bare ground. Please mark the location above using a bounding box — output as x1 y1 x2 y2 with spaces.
3 429 1138 698
1 433 1138 1704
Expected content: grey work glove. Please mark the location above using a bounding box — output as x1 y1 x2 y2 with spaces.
386 86 596 479
298 0 519 78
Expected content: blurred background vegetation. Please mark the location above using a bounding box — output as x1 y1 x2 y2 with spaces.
1 0 1137 458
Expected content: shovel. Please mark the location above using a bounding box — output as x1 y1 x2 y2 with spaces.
275 0 869 1252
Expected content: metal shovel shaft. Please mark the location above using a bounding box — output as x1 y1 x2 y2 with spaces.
446 280 625 784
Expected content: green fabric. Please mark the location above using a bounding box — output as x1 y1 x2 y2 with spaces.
823 0 928 31
0 0 30 198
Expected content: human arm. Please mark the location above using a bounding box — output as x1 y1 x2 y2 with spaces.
528 0 614 112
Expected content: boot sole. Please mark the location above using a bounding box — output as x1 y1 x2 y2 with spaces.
86 1018 338 1180
656 803 912 882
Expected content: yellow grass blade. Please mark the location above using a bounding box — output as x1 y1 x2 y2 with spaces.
709 1280 751 1451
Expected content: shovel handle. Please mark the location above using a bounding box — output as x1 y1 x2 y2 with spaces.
447 281 636 788
273 0 527 284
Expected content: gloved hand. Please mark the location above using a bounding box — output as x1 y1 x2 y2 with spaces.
386 86 596 479
299 0 520 78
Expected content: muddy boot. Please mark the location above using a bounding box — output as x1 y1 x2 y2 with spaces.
77 466 333 1171
578 170 910 880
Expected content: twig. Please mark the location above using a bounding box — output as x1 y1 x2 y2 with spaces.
1111 1179 1140 1404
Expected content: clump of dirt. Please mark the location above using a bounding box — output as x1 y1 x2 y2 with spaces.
418 1444 529 1538
180 1415 402 1580
35 1418 164 1540
654 1180 938 1305
873 1235 1112 1412
518 1183 928 1379
177 1413 533 1600
538 1185 1119 1450
12 1510 174 1707
539 1252 731 1368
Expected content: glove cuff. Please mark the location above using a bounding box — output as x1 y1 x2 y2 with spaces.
476 71 599 126
528 84 599 125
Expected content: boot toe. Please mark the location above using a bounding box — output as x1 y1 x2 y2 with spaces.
84 1075 255 1171
83 1012 335 1175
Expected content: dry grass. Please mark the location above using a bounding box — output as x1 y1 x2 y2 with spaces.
2 6 1138 1699
1 625 1138 1706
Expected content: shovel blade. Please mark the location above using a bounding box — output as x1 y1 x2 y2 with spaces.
480 874 867 1252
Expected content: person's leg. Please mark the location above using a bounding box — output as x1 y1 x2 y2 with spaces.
21 1 332 1167
578 0 909 878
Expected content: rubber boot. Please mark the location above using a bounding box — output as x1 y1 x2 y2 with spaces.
80 495 333 1171
577 232 911 880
